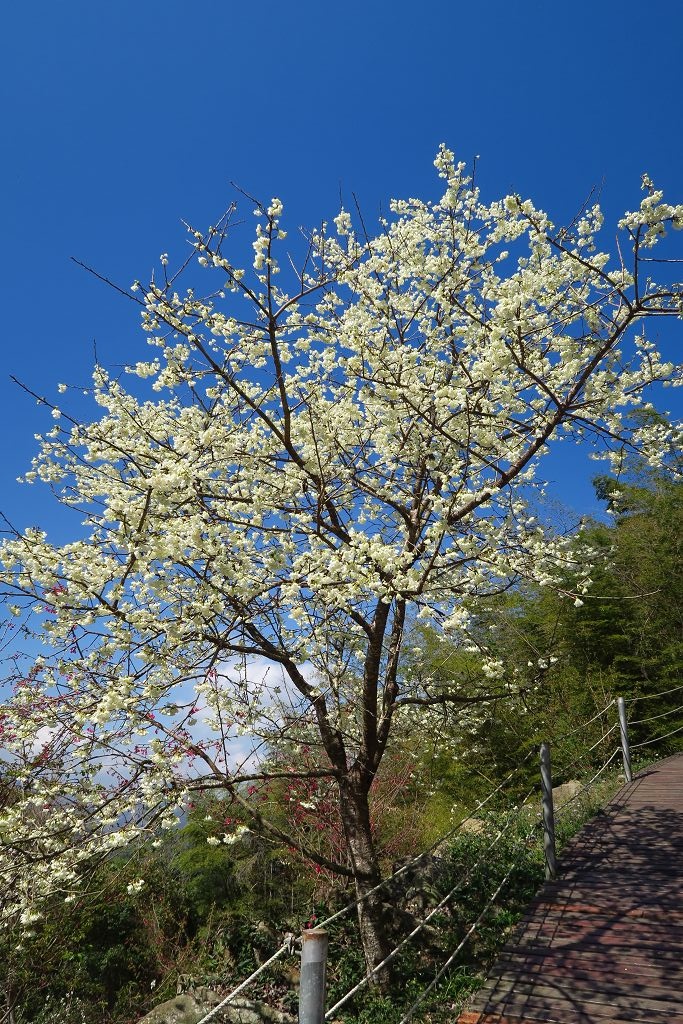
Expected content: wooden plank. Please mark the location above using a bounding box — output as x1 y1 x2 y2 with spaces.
475 974 680 1011
491 948 683 980
464 981 683 1021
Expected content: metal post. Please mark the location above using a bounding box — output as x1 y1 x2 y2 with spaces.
299 928 328 1024
540 742 558 881
617 696 633 783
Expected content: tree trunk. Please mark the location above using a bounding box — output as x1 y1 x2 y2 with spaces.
338 774 392 983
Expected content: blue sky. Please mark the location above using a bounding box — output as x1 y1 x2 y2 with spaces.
1 0 681 538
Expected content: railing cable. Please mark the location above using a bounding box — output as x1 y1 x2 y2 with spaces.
629 701 683 727
626 682 683 703
179 695 636 1024
189 747 539 1022
553 747 622 821
631 722 683 750
550 722 619 779
545 699 615 745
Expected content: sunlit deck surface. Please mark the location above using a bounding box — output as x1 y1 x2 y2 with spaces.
458 753 683 1024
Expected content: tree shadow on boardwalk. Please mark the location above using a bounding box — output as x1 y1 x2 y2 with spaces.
460 759 683 1023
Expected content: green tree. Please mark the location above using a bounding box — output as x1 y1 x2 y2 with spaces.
409 469 683 794
571 473 683 747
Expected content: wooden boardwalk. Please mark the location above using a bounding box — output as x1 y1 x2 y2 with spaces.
458 753 683 1024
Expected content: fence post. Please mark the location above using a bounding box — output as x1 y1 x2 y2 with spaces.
617 696 633 783
299 928 328 1024
539 742 558 881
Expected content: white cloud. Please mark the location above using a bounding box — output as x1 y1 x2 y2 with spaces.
31 726 58 755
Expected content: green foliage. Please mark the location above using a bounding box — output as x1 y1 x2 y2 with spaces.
0 849 196 1024
168 814 238 921
567 473 683 751
0 814 313 1024
409 470 683 807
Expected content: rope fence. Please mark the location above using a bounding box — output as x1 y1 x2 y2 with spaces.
546 699 616 743
189 682 682 1024
314 745 539 933
397 844 534 1024
324 784 540 1019
550 720 619 780
191 943 290 1024
191 749 541 1024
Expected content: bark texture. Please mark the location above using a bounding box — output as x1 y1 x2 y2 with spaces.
339 775 392 982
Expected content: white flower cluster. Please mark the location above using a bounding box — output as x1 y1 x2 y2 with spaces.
0 149 681 925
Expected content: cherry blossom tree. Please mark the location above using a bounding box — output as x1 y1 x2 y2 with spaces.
1 149 681 972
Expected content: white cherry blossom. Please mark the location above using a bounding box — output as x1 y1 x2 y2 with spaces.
1 150 681 971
